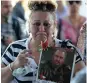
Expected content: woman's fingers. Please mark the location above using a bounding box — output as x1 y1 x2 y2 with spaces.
20 49 29 54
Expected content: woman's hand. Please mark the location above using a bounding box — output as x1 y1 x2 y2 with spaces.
11 49 29 70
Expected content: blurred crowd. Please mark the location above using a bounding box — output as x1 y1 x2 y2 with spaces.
1 0 87 83
1 0 29 55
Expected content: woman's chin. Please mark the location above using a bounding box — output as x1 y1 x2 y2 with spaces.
35 35 47 42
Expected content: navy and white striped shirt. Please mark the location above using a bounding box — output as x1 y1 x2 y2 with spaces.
1 38 82 83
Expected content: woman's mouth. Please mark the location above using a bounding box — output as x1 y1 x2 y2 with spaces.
35 32 48 40
36 32 47 37
35 32 48 43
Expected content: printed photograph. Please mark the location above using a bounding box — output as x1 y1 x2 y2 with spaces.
37 47 75 83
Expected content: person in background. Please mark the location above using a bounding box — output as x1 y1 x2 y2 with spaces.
57 1 86 76
1 1 85 83
12 0 29 40
1 0 17 55
57 0 86 46
56 0 68 21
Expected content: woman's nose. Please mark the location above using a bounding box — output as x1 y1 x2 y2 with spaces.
57 58 60 62
39 25 45 32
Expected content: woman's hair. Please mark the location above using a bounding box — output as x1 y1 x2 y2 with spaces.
28 0 57 12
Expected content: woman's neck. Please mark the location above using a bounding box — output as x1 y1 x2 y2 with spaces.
30 39 40 52
70 13 80 20
30 38 54 52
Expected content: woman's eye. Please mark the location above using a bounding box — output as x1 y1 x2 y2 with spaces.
33 22 40 26
44 23 51 27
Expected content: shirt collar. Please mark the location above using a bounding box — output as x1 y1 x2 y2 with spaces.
25 35 32 50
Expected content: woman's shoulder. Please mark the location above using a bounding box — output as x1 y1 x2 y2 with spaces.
80 16 86 19
80 16 86 23
60 16 70 25
8 37 31 49
11 38 28 45
54 38 62 47
62 16 86 23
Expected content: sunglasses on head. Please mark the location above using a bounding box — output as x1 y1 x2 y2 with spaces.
68 1 81 5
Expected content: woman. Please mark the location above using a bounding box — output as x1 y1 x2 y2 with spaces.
57 0 86 45
1 1 85 83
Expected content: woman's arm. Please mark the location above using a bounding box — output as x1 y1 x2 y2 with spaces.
1 63 14 83
74 61 85 75
1 49 30 83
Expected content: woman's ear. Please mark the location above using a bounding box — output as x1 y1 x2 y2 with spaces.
54 20 58 30
53 20 58 38
54 20 57 27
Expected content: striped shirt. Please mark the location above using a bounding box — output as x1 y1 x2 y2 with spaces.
1 37 82 83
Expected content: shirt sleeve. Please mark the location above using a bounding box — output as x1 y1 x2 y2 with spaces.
75 52 83 63
1 43 14 66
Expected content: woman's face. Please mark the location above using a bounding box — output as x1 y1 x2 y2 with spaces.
68 1 81 14
29 11 55 42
